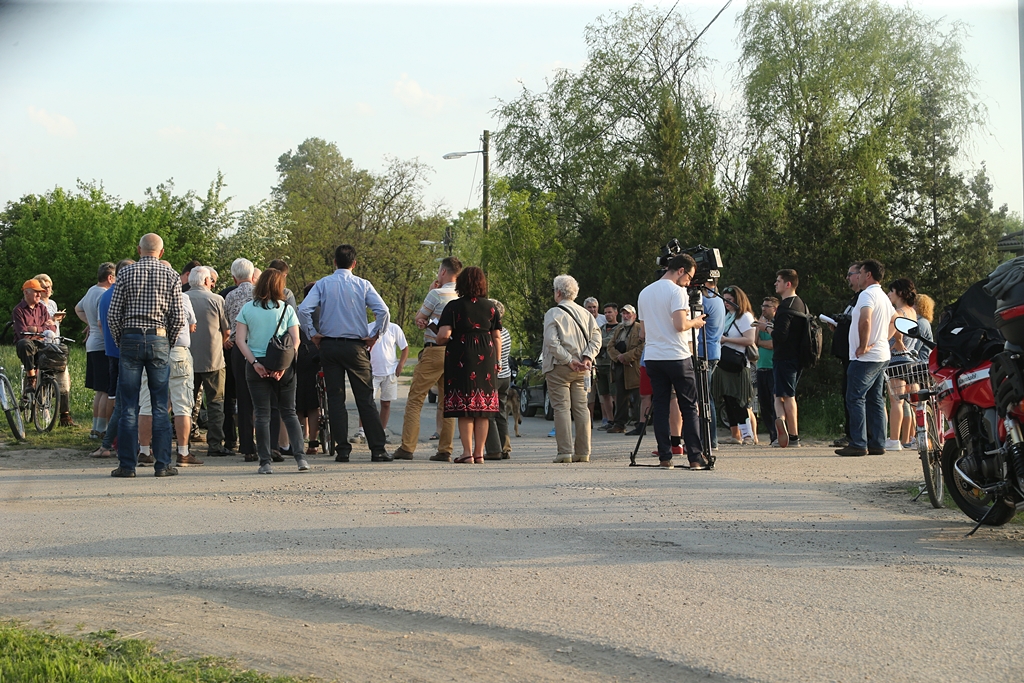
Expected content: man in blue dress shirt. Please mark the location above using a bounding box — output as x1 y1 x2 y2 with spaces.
298 244 393 462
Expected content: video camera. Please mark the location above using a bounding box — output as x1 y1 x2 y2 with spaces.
656 239 723 282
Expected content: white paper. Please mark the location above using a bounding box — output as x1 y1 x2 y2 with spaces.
819 314 837 326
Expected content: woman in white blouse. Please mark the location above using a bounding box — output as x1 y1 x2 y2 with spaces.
715 286 759 445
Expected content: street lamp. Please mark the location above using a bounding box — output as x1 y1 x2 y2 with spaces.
443 129 489 232
418 223 453 256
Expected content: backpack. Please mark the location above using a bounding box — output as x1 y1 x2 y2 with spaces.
790 308 823 369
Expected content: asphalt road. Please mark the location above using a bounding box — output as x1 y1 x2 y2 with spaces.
1 384 1023 682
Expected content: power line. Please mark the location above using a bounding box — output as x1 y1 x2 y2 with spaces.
561 0 733 166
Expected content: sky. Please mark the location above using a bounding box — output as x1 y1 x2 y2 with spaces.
0 0 1021 222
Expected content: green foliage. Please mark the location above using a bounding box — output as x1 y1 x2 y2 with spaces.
0 621 310 682
481 180 567 352
271 137 442 336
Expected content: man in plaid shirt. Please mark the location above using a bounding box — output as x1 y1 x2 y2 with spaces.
108 233 185 478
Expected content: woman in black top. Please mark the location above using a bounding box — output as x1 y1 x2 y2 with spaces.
436 266 502 463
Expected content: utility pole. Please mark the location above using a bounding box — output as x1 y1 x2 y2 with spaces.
483 129 491 233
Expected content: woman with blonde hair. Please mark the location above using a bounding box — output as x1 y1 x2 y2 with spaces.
914 293 936 362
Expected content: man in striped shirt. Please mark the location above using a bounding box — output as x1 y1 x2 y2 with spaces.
107 233 185 478
484 300 514 460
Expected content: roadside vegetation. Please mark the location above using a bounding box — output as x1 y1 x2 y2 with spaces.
0 621 313 682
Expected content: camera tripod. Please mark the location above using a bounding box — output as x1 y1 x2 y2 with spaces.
628 287 716 470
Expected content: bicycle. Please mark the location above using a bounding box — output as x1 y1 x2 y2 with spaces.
885 359 944 508
0 361 26 441
17 332 74 433
315 369 335 457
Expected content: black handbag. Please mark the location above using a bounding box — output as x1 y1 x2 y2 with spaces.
719 344 747 373
718 320 748 373
260 304 295 371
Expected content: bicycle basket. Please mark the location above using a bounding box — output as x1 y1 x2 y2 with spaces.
884 360 934 400
37 342 69 372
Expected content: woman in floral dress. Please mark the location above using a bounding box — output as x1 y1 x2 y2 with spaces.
436 266 502 463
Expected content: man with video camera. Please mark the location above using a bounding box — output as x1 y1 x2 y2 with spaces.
637 254 708 469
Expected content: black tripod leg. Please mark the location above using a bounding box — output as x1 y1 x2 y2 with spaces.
629 403 654 466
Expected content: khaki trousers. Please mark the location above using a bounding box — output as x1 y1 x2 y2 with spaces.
545 364 590 458
400 346 455 454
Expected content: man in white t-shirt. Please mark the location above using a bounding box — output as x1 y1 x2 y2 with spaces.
637 254 708 469
368 321 409 436
836 259 896 457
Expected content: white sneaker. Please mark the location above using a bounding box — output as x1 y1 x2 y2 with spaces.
884 438 903 451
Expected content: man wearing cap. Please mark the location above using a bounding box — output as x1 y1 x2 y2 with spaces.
107 233 186 478
607 304 644 433
12 279 57 390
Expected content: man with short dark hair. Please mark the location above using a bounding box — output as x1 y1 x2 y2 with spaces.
298 244 392 463
770 269 807 448
180 260 201 293
836 259 895 457
107 233 186 478
392 257 463 461
637 254 708 469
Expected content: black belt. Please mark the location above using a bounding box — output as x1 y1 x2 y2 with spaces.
322 337 363 342
124 327 166 337
423 342 438 347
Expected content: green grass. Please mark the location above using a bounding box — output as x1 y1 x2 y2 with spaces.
0 344 95 450
0 621 312 682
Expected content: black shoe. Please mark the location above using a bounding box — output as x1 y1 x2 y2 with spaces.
625 424 645 436
110 467 136 478
154 466 179 477
243 453 258 462
335 454 350 463
207 447 236 457
830 438 849 448
835 445 868 457
371 451 393 462
279 445 293 456
868 447 886 455
271 451 285 463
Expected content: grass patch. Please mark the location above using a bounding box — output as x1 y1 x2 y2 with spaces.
0 621 312 682
0 344 97 450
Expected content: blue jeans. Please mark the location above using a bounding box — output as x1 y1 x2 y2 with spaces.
707 359 719 448
846 360 887 450
117 332 173 472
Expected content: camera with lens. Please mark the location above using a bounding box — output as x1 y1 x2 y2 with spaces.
656 240 723 282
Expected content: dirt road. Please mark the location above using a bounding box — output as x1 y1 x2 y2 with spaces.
2 396 1022 682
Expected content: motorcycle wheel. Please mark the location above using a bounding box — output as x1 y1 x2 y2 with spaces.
941 439 1017 526
919 404 943 509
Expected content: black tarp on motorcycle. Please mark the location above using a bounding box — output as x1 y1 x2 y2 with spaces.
934 277 1005 369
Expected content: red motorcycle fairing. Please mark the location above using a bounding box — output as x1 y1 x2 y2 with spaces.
929 349 1004 442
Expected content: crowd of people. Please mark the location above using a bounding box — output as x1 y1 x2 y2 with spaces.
9 232 931 474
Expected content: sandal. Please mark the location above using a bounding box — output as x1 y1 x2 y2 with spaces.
474 456 484 464
90 447 114 458
454 454 474 463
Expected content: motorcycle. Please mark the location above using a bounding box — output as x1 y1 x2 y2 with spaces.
899 278 1023 532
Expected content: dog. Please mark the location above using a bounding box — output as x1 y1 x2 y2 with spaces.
506 385 522 437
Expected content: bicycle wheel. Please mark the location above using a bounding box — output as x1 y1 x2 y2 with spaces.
919 403 944 509
34 376 59 432
317 375 334 456
1 373 26 440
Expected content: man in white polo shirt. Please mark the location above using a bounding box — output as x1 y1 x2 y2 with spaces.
836 259 896 457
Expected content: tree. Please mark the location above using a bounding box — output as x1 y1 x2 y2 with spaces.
481 180 567 350
494 4 719 233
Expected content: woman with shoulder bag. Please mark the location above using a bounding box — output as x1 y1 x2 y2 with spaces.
235 268 308 474
712 286 759 445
